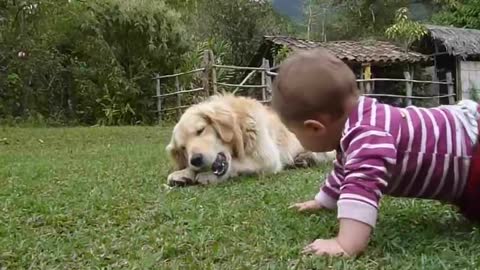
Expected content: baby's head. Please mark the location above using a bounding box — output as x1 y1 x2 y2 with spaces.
272 48 359 152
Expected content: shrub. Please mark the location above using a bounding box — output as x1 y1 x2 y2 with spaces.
0 0 190 125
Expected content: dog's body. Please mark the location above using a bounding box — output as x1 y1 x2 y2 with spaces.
166 94 335 186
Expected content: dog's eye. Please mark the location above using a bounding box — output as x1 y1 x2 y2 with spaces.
196 127 205 136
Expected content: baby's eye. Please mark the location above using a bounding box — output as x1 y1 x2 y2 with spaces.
196 127 205 136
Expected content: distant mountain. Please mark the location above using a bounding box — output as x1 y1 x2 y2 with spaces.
410 1 435 21
272 0 434 23
272 0 304 22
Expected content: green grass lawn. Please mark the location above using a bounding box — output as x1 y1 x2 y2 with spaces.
1 126 480 269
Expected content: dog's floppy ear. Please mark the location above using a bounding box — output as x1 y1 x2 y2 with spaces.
165 135 187 170
203 106 246 159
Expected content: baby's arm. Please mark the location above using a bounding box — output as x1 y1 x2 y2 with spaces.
303 126 397 257
337 218 372 255
302 218 372 257
290 154 344 212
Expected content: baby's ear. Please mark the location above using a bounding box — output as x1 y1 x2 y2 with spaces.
304 119 326 135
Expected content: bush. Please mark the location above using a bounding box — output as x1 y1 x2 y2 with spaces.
0 0 190 125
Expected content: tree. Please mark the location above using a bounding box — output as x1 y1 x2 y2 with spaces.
432 0 480 29
195 0 291 66
0 0 191 125
385 7 427 52
298 0 411 41
303 0 331 41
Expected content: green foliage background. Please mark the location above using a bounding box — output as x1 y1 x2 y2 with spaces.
0 0 478 126
0 0 191 125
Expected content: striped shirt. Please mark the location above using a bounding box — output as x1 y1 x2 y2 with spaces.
315 96 480 228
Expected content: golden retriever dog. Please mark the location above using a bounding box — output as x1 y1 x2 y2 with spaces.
166 94 335 186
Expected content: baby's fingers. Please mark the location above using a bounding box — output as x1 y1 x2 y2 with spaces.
302 239 324 254
288 203 304 209
298 205 310 211
302 239 346 257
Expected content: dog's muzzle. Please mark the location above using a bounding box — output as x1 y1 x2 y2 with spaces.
212 152 228 177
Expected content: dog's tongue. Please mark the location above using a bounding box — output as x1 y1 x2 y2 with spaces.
212 153 227 176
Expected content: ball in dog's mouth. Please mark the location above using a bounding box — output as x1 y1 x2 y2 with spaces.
212 152 228 177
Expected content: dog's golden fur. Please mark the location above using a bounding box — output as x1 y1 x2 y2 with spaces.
166 94 335 186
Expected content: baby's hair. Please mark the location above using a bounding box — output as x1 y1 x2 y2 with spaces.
272 47 359 123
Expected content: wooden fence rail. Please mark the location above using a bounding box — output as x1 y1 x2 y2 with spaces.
153 68 205 80
153 50 457 124
266 70 456 105
216 82 267 88
233 70 256 94
212 64 267 71
356 78 452 85
153 87 204 98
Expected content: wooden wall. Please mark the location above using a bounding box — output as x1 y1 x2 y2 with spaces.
459 60 480 100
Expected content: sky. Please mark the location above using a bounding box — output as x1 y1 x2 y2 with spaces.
272 0 433 23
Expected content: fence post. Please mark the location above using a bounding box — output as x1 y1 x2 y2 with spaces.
261 58 268 102
264 59 273 102
359 81 365 94
446 71 455 104
209 50 218 95
155 74 162 125
403 71 413 106
175 76 182 119
202 50 211 97
363 64 372 94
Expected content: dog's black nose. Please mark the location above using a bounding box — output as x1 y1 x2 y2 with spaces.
190 153 204 167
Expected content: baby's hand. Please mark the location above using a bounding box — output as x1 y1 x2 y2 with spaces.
302 238 347 257
288 200 323 212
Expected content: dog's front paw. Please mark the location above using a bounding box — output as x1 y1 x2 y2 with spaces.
294 151 318 168
195 172 221 185
167 169 195 187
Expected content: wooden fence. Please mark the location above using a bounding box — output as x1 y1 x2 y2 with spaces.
153 50 456 124
153 50 273 124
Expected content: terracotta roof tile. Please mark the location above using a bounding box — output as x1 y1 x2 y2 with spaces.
264 36 430 64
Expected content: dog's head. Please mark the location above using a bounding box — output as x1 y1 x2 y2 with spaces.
166 99 245 181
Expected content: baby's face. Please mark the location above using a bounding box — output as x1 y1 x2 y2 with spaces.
285 119 338 153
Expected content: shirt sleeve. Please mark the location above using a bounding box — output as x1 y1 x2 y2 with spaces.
337 125 397 228
315 152 344 209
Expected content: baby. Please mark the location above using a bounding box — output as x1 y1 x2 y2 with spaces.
271 48 480 257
